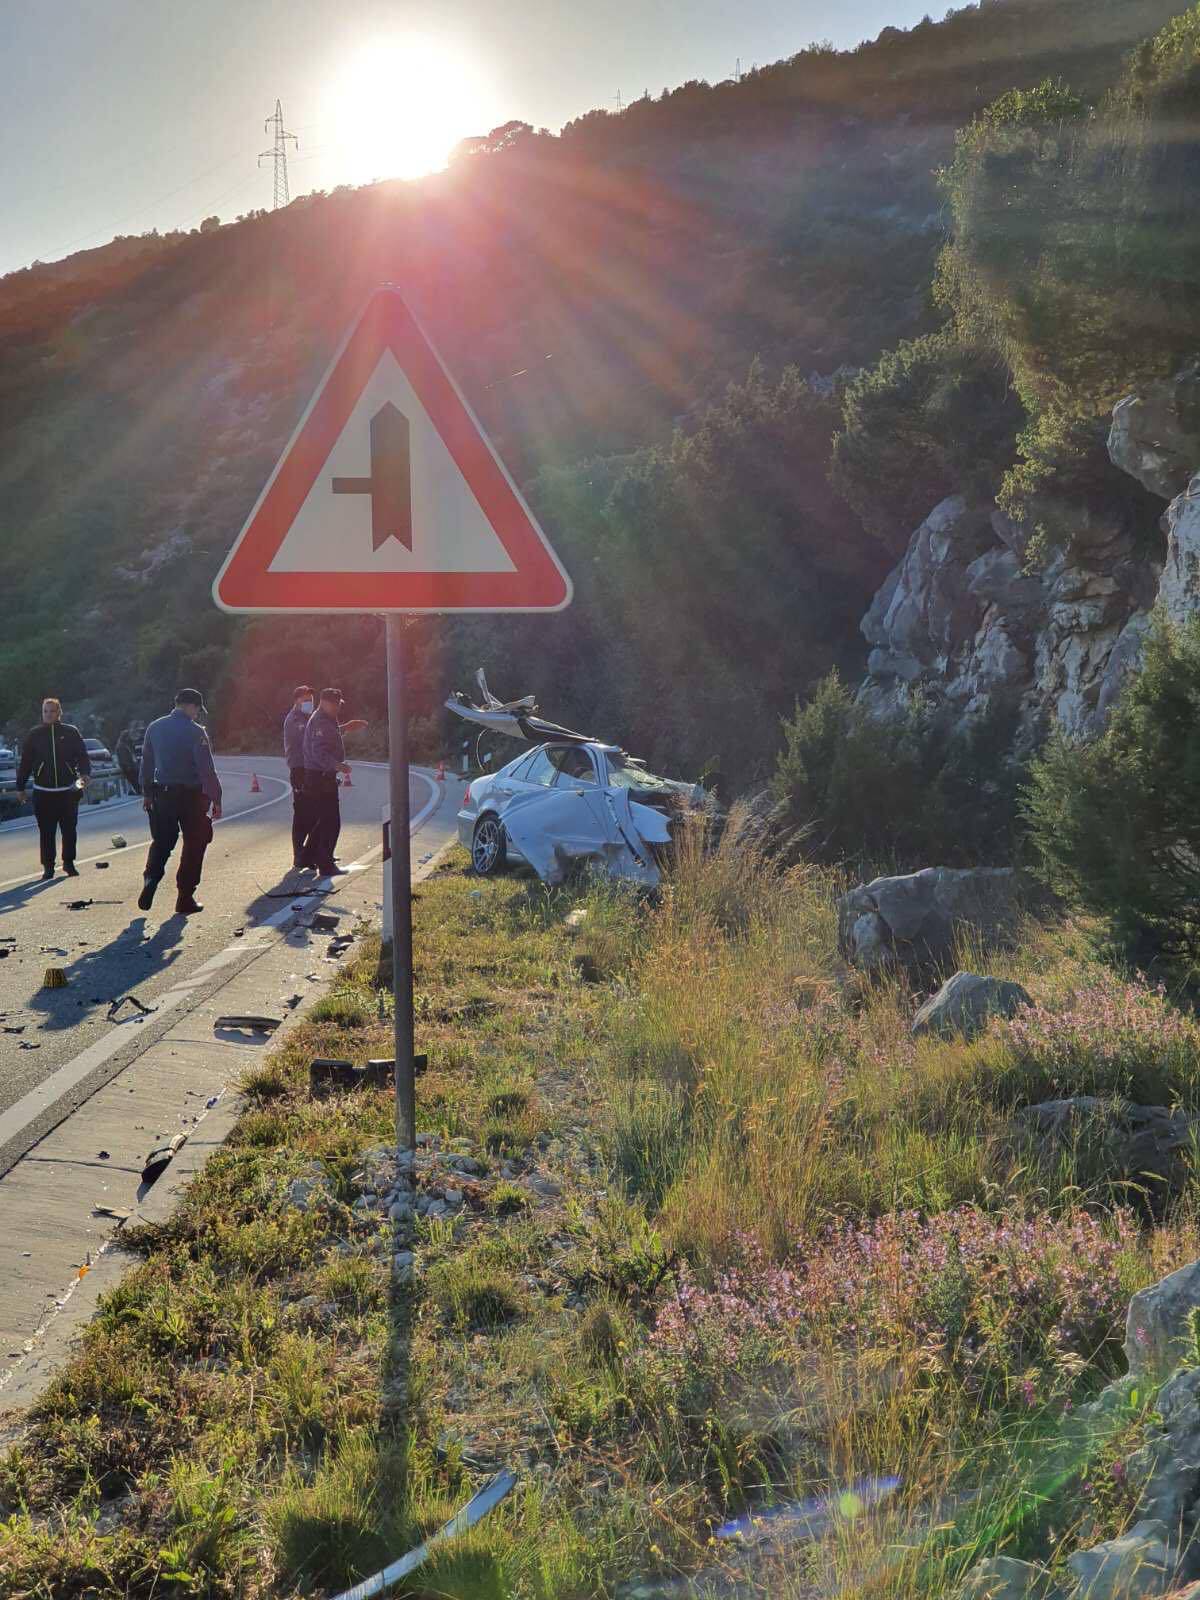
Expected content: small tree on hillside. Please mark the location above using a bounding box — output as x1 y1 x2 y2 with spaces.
770 672 1022 868
1024 614 1200 961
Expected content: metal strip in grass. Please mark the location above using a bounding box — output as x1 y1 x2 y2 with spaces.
328 1469 518 1600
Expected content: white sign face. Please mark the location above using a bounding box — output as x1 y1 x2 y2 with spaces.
267 352 517 576
213 287 571 614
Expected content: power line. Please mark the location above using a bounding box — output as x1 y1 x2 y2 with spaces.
259 100 298 210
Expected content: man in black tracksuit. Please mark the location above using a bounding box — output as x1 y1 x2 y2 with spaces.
16 697 91 880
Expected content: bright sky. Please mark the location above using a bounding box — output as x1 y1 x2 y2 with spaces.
1 0 934 279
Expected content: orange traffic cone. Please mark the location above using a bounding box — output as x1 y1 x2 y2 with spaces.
342 767 353 788
250 773 261 793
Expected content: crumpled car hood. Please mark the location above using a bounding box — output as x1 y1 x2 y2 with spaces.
498 784 672 888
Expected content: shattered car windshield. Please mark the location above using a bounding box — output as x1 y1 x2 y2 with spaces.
603 753 679 792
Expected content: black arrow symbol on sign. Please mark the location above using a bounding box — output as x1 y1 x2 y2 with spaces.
332 402 413 551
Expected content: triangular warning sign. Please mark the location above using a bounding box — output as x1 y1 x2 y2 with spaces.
213 288 572 613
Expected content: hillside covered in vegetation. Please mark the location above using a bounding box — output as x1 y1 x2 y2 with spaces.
0 0 1192 787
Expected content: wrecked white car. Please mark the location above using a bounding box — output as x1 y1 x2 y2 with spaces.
447 674 706 888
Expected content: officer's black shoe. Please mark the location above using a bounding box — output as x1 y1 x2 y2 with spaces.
41 866 54 882
64 863 79 877
137 876 157 911
176 897 203 915
319 863 349 876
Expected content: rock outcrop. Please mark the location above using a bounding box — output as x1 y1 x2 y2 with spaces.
911 971 1032 1040
1127 1261 1200 1385
1067 1518 1177 1598
838 866 1018 970
858 366 1200 749
1109 367 1200 501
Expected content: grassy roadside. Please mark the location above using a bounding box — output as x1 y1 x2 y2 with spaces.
4 834 1200 1597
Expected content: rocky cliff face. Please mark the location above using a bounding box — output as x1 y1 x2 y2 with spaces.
858 366 1200 749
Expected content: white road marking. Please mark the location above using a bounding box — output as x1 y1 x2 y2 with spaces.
0 767 442 1156
0 771 290 892
0 794 143 835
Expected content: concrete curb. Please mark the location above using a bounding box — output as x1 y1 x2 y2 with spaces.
0 1086 251 1426
0 788 460 1430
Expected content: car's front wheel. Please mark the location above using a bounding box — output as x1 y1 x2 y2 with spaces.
471 814 508 876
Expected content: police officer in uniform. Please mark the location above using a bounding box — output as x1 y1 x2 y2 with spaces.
303 688 353 877
137 689 222 915
283 684 317 870
115 724 143 794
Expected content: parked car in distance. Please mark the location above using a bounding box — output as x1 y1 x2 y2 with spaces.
0 742 16 791
84 738 117 775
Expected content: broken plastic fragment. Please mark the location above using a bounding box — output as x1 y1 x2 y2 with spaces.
107 993 155 1023
142 1133 186 1184
214 1014 281 1034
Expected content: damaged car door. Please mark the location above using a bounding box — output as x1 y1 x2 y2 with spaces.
500 746 670 887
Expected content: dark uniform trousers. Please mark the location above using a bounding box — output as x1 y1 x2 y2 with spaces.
32 790 81 869
306 771 341 870
290 767 316 863
145 784 213 895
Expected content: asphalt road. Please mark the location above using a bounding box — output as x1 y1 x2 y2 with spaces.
0 756 432 1121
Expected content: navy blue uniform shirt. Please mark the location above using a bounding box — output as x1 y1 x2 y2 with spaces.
140 710 222 806
302 708 345 775
283 706 310 770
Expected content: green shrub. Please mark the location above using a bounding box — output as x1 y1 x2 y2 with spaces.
770 672 1023 869
1024 613 1200 960
832 332 1022 550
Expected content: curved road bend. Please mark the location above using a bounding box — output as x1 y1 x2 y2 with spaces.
0 756 445 1173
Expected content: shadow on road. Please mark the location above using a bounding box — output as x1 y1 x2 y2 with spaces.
237 869 337 932
0 877 62 920
26 914 187 1033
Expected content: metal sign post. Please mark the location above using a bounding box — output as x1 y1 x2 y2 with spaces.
212 285 573 1157
385 615 415 1151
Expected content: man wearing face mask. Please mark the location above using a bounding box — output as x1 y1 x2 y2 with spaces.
283 684 317 871
16 697 92 881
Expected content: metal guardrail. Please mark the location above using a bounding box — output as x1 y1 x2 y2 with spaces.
0 772 134 809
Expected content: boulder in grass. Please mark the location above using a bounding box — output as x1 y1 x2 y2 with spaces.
956 1556 1062 1600
1127 1260 1200 1385
838 866 1019 973
1068 1519 1177 1600
912 972 1032 1041
1009 1099 1195 1217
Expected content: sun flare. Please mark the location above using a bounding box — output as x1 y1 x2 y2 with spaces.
325 36 488 183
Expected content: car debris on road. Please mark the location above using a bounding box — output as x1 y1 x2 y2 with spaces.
446 669 710 889
107 993 155 1023
214 1013 282 1034
142 1133 187 1184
